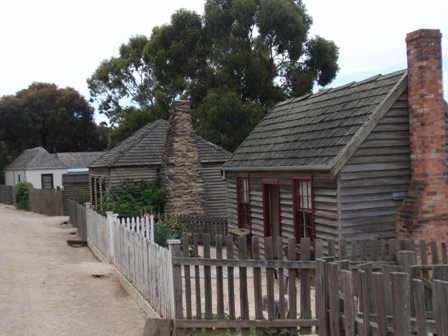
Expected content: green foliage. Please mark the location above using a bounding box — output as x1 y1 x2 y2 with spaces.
88 0 339 152
154 216 184 248
15 182 33 210
87 35 162 125
0 82 108 179
100 178 165 215
194 87 266 151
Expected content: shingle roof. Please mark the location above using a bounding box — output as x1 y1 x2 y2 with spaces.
6 147 103 170
6 147 65 170
56 152 104 168
223 70 408 176
89 119 231 168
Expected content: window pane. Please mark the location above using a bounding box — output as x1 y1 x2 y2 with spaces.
238 177 250 228
41 174 53 190
294 177 314 242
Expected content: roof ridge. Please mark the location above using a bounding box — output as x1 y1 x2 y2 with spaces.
28 147 50 168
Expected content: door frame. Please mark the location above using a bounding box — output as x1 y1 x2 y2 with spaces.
262 179 281 237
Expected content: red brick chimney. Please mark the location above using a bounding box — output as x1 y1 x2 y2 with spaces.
396 29 448 243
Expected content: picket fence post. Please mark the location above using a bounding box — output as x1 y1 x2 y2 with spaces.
106 211 116 262
150 214 155 243
168 239 181 325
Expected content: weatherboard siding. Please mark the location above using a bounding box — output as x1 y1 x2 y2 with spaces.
106 166 159 188
90 164 227 217
338 93 411 240
225 171 339 247
202 164 227 217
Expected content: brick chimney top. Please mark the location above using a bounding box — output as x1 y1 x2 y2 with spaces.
396 28 448 243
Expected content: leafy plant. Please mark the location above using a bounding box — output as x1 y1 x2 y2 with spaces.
100 177 165 215
15 182 33 210
154 215 184 248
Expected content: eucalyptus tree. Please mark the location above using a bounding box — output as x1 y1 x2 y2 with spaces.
88 0 339 151
87 35 161 125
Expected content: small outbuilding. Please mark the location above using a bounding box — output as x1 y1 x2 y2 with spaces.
222 29 448 247
89 103 231 217
4 146 102 191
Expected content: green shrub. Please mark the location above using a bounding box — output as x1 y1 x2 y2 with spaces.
154 215 184 248
15 182 33 210
100 177 166 215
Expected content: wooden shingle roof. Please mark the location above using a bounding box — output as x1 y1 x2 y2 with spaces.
223 70 408 176
89 119 231 168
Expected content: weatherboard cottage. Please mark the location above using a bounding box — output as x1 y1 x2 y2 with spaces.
223 29 448 249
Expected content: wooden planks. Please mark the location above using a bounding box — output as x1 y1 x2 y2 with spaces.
318 254 448 336
172 235 318 334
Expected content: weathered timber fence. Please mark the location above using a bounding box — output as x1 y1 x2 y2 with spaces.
83 206 174 318
180 215 227 245
66 204 448 336
28 188 65 216
317 240 448 336
171 234 319 335
67 199 87 241
2 185 77 216
0 185 14 205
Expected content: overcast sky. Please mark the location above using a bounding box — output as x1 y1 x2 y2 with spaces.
1 0 447 123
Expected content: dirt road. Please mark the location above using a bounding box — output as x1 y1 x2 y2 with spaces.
0 203 149 336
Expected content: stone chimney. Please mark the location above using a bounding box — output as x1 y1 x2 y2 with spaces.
396 29 448 243
160 100 205 216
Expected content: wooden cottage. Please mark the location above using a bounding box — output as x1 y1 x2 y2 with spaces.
223 29 448 246
89 117 231 217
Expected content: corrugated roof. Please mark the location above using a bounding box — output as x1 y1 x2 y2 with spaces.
89 119 231 168
223 70 408 175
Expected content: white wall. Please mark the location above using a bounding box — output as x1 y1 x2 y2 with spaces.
5 169 25 186
5 168 67 189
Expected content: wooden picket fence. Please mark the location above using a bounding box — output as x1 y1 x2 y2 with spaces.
179 215 228 245
316 239 448 336
67 204 448 336
170 235 319 335
83 206 174 318
67 199 87 240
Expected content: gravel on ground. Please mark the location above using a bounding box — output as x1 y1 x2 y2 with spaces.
0 203 150 336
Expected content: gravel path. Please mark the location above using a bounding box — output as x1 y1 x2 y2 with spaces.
0 203 149 336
